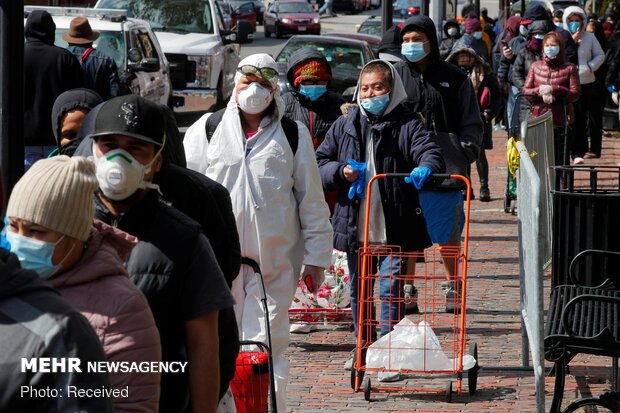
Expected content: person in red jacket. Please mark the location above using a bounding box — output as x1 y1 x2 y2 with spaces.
522 31 581 165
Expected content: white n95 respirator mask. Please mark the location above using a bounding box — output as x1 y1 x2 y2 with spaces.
93 144 160 201
237 82 274 114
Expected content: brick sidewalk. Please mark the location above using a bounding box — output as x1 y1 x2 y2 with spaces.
284 131 620 412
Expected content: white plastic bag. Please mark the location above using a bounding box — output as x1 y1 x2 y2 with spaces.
365 318 476 371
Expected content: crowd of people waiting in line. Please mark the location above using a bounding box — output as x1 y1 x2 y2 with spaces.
2 2 620 412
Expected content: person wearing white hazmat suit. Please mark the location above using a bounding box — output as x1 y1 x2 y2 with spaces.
183 53 333 412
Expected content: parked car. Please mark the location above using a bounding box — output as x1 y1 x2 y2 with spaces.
264 0 320 38
219 1 257 31
230 0 265 25
328 31 380 54
393 0 421 18
332 0 370 13
95 0 253 113
24 6 172 106
274 34 375 99
355 16 405 36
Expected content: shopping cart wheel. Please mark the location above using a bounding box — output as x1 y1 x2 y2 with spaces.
467 342 480 395
504 195 511 213
445 381 453 403
363 377 371 401
350 352 365 390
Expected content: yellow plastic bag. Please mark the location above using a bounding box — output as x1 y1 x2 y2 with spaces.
507 137 520 178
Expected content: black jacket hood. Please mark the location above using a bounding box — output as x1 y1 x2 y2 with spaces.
0 249 57 300
25 10 56 44
286 48 333 87
400 16 440 62
523 4 552 24
51 88 103 145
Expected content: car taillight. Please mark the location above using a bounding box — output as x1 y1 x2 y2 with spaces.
408 7 418 14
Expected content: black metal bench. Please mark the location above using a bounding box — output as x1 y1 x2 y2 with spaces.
544 250 620 413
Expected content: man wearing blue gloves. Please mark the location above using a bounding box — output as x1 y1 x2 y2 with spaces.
316 59 444 382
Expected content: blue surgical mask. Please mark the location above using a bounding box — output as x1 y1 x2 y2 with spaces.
544 45 560 57
534 34 545 40
401 42 428 63
554 22 563 28
6 231 66 279
298 84 327 101
568 21 581 33
360 93 390 115
473 31 483 40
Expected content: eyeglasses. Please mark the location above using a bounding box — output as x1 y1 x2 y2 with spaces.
237 65 279 81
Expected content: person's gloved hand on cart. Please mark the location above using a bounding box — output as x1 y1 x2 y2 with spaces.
302 265 325 297
404 166 432 190
344 159 366 199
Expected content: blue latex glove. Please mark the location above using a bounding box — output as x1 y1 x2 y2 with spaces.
347 159 367 200
0 217 11 251
404 166 432 190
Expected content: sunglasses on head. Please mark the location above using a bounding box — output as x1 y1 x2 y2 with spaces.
237 65 279 81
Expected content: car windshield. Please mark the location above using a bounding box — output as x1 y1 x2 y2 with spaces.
277 41 366 70
278 2 313 13
55 29 125 68
359 21 381 36
218 2 232 13
97 0 214 34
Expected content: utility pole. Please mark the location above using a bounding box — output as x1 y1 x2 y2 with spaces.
381 0 393 35
0 0 24 210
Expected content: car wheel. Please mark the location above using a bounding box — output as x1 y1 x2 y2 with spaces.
275 24 283 38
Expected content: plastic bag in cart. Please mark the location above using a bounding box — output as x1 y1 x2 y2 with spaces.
365 318 476 371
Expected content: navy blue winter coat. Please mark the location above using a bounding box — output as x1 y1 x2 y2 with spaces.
316 106 445 253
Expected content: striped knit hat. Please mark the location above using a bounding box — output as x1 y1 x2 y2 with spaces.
7 156 98 241
292 59 331 88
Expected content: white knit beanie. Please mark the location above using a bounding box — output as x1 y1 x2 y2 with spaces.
6 156 99 241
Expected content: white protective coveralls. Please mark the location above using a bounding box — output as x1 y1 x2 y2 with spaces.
184 54 333 412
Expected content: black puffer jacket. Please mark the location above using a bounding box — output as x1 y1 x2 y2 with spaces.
282 48 346 148
95 192 234 412
511 45 542 89
24 10 84 146
394 16 483 163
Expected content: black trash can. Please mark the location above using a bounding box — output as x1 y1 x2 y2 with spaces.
551 165 620 287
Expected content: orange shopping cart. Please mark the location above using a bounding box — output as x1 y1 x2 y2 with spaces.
350 173 479 402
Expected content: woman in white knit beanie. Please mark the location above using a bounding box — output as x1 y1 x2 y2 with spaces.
4 156 162 413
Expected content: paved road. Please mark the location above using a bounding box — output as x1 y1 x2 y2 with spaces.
240 10 377 59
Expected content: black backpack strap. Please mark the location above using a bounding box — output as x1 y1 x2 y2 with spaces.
206 109 299 156
281 116 299 156
204 108 226 142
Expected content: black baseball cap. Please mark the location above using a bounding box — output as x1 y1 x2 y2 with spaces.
89 95 165 146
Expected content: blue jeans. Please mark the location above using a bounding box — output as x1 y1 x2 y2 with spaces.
347 251 407 341
24 146 56 171
319 1 333 15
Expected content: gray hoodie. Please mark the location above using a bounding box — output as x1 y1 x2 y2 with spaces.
563 6 605 85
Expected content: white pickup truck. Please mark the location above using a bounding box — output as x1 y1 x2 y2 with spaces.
95 0 253 113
